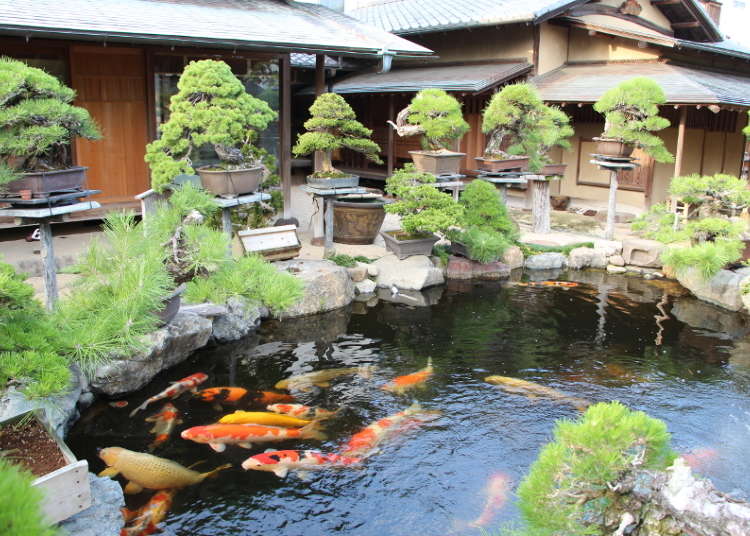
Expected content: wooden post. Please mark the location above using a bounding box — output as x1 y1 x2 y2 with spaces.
39 220 58 311
530 176 551 234
324 197 334 257
280 54 292 219
387 94 395 176
311 196 325 246
221 207 233 257
673 106 687 178
606 170 618 241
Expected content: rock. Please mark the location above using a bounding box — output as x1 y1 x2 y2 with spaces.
366 263 379 277
211 296 262 343
625 265 644 274
743 276 750 313
377 286 444 307
525 252 567 270
273 260 354 318
502 245 524 270
263 306 351 344
609 254 625 266
179 303 228 317
593 239 623 257
447 256 510 280
671 297 750 338
355 278 377 295
78 391 95 410
351 301 368 315
90 312 212 396
675 267 750 312
567 247 606 270
446 256 473 280
622 237 664 268
607 265 628 274
0 365 84 438
346 264 368 283
59 473 125 536
374 254 444 291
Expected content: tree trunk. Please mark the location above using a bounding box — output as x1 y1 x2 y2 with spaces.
531 176 551 234
317 150 334 173
606 170 618 241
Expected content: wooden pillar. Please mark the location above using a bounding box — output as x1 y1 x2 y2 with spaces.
387 94 395 176
39 220 58 311
312 196 325 246
673 106 688 178
324 197 335 257
530 176 551 234
606 170 618 241
280 54 292 219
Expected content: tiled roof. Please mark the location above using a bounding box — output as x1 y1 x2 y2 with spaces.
311 61 532 94
678 38 750 61
533 62 750 107
0 0 432 57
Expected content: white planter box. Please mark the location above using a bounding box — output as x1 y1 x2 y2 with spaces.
236 224 301 261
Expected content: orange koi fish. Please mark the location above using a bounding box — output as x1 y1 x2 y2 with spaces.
241 449 361 479
110 400 129 409
516 281 579 288
381 358 433 394
145 403 182 451
248 391 296 407
181 422 327 452
120 489 175 536
340 402 439 458
267 403 337 420
469 472 512 527
683 447 719 470
129 373 207 417
194 387 248 410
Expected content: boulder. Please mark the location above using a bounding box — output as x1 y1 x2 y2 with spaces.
502 245 524 270
593 239 623 257
274 260 354 318
366 263 379 277
374 254 444 291
743 275 750 313
567 247 606 270
671 297 750 338
607 265 628 274
609 254 625 267
525 252 567 270
446 256 510 280
622 237 664 268
676 267 750 312
58 473 125 536
446 256 473 280
377 285 444 307
355 278 377 295
211 296 262 343
90 312 212 396
346 264 368 283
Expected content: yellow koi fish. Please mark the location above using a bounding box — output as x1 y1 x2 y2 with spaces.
485 375 590 411
267 403 337 420
274 365 377 392
145 403 182 451
98 447 230 494
381 358 433 394
218 410 312 428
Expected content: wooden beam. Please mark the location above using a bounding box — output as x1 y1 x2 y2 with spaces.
280 54 292 219
672 21 701 29
673 106 687 178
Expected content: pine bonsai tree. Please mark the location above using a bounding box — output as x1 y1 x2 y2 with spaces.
293 92 382 178
593 77 674 163
0 458 60 536
404 89 469 152
145 59 277 192
0 57 100 187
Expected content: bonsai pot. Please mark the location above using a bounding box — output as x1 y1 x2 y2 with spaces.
3 166 87 197
541 163 567 177
236 225 301 261
0 409 91 524
156 284 186 327
333 197 386 245
381 230 439 259
551 195 571 211
306 174 360 189
197 166 263 197
409 150 465 175
594 138 634 159
475 156 529 172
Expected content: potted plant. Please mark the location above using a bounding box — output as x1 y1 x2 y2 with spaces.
0 57 101 197
293 92 382 189
145 59 277 197
388 89 469 175
333 196 386 245
382 164 464 258
593 77 674 163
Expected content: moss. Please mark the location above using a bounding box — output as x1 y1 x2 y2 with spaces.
325 254 373 268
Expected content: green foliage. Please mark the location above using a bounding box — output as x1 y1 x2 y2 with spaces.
630 203 686 243
293 93 382 175
516 402 675 536
460 180 519 240
145 59 277 192
0 458 60 536
686 217 743 243
432 244 451 267
384 164 464 235
518 241 594 257
184 255 304 314
457 227 510 263
662 239 743 280
593 77 673 163
325 254 372 268
0 56 100 182
482 83 573 172
670 173 750 212
407 89 469 151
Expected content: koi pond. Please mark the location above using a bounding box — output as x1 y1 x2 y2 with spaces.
68 270 750 535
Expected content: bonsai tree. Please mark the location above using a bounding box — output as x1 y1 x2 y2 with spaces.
384 164 463 237
669 173 750 217
482 83 573 171
593 77 674 163
389 89 469 152
293 92 382 178
0 458 60 536
0 57 100 186
145 59 277 192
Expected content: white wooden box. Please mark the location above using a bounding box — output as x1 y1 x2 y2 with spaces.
236 224 301 261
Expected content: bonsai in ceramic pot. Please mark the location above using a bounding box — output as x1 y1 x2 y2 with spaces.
0 57 101 197
382 164 464 259
388 89 469 175
145 59 277 197
593 77 673 163
293 92 382 189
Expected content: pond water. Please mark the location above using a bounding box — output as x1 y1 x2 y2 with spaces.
68 270 750 535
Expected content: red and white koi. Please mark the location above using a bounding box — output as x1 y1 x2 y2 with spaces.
181 422 327 453
129 373 207 417
516 281 579 288
266 403 337 420
241 449 361 478
110 400 129 409
120 489 175 536
145 403 182 451
469 472 512 527
381 358 433 394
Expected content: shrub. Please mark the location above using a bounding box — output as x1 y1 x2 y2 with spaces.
145 59 277 192
516 401 675 536
686 217 743 243
0 56 100 186
670 173 750 214
0 458 60 536
662 239 743 280
407 89 469 152
630 203 686 243
460 180 519 240
593 77 673 163
457 227 510 263
293 93 381 178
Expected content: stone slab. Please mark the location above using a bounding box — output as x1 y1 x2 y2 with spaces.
274 259 354 318
374 254 445 291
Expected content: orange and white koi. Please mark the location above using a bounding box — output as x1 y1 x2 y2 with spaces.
275 365 377 391
219 410 312 428
129 373 207 417
381 358 433 394
145 403 182 451
241 449 361 478
181 422 327 452
485 375 590 412
194 387 248 410
267 403 337 420
340 402 440 458
516 281 579 288
469 472 512 527
120 489 175 536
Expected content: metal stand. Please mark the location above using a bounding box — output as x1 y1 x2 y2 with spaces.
477 172 529 204
589 156 638 241
301 185 368 255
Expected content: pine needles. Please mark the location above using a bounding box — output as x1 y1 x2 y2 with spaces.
0 458 60 536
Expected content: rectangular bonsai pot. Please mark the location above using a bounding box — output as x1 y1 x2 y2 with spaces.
541 163 567 177
0 409 91 524
197 166 263 197
475 156 529 172
409 151 465 175
3 166 87 197
381 230 439 259
305 175 360 189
